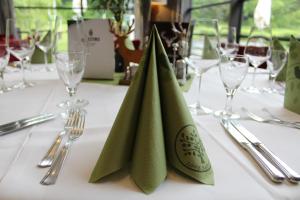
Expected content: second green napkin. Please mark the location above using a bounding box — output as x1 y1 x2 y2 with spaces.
89 26 214 193
273 38 287 81
31 31 52 64
284 36 300 114
202 35 218 59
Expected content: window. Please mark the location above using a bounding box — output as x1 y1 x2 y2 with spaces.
242 0 300 44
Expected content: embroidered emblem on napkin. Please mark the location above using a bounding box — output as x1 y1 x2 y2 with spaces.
175 125 211 172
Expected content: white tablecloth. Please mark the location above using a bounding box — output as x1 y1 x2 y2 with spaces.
0 64 299 200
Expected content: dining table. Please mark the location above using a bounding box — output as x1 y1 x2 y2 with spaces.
0 62 299 200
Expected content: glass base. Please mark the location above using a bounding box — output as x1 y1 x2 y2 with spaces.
60 107 87 120
14 81 35 89
214 110 240 119
242 86 261 94
0 85 12 94
262 87 284 95
57 98 89 109
189 103 212 115
45 66 55 72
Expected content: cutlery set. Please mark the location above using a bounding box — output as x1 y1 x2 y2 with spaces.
0 107 297 185
0 111 85 184
242 107 300 129
38 111 79 168
221 119 300 183
40 109 85 185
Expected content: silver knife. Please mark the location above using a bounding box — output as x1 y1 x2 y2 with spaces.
0 113 56 136
220 119 285 183
230 120 300 183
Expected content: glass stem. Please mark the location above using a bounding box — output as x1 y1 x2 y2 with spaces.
196 73 203 107
67 87 77 107
20 60 27 84
44 52 49 71
0 71 4 89
224 88 236 115
251 66 257 88
269 74 276 91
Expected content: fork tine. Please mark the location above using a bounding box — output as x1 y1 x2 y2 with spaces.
69 110 85 138
65 109 76 128
79 112 85 130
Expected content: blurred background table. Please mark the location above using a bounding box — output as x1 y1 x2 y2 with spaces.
0 63 299 200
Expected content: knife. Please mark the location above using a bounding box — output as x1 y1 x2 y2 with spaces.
220 119 285 183
230 120 300 183
0 113 56 136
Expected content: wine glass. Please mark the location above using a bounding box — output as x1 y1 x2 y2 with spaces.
6 18 36 89
219 26 239 55
35 16 60 72
215 55 248 119
55 51 86 109
243 26 272 93
54 17 88 110
263 49 288 94
189 19 220 115
0 44 12 93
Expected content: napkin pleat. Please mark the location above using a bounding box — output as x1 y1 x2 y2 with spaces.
131 36 167 193
153 30 214 185
89 46 149 182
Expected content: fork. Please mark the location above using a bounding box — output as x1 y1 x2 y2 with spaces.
242 107 300 129
40 110 85 185
38 110 77 168
262 108 300 126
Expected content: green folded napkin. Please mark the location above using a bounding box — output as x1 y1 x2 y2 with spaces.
202 35 218 59
89 26 214 193
31 30 52 64
284 36 300 114
273 38 287 81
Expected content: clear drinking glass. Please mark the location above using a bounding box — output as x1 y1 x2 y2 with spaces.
54 17 88 110
215 55 248 119
243 26 272 93
35 16 60 72
0 44 12 93
55 51 86 109
220 26 239 55
264 49 288 94
189 19 220 115
6 18 36 89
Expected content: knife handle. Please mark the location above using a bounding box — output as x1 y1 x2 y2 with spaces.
243 143 285 183
258 144 300 183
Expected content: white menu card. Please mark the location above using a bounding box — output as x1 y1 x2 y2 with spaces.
68 19 115 79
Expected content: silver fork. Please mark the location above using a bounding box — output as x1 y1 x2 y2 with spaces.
38 110 77 168
262 108 300 126
40 110 85 185
242 107 300 129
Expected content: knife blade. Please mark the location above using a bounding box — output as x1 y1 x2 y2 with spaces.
230 120 300 183
0 113 56 136
220 119 285 183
